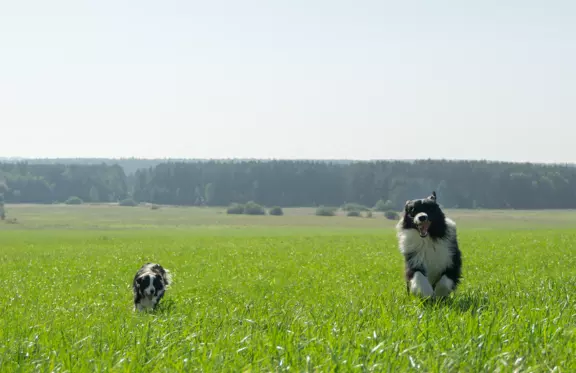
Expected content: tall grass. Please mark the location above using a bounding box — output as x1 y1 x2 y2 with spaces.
0 226 575 371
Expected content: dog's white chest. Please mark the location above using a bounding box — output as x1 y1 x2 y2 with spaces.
138 297 157 310
399 231 454 285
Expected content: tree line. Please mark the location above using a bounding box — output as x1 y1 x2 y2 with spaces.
1 160 576 209
0 163 128 204
133 160 576 209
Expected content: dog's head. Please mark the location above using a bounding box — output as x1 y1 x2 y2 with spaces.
134 272 166 299
401 191 447 238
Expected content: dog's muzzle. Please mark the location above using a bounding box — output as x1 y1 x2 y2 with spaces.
414 213 430 237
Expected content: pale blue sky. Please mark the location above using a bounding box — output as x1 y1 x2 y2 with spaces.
1 1 574 162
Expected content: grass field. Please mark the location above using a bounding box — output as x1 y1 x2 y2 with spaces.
1 205 575 372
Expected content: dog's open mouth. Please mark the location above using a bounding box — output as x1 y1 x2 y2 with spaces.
417 221 430 237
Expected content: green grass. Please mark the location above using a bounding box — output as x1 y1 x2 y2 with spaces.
0 205 575 372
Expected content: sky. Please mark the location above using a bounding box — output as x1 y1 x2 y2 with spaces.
0 1 574 162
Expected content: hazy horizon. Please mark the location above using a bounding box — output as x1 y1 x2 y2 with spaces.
1 1 574 163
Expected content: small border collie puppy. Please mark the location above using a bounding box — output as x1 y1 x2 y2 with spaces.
132 263 172 311
396 191 462 298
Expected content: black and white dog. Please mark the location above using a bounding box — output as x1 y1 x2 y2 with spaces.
396 191 462 298
132 263 172 311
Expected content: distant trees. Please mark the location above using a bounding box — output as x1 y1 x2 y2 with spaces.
384 210 400 220
226 201 266 215
374 199 394 211
4 159 576 210
316 206 337 216
227 203 245 215
341 203 371 212
204 183 216 205
268 206 284 216
65 196 83 205
118 198 138 206
132 160 576 209
89 186 100 202
243 201 266 215
0 163 128 204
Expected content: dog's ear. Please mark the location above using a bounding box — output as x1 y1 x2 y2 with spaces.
404 200 411 212
429 191 437 202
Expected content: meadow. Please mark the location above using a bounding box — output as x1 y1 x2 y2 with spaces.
1 204 575 372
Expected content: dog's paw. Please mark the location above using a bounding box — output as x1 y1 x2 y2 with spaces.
410 272 434 297
434 275 454 297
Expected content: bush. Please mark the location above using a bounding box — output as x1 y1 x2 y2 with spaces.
374 199 394 211
65 196 83 205
365 211 373 218
226 203 245 215
5 217 18 224
316 206 336 216
346 210 361 217
243 201 266 215
341 203 370 212
384 210 400 220
118 198 138 207
150 204 160 210
268 206 284 216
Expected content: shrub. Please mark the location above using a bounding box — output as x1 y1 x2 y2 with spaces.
150 204 160 210
118 198 138 207
65 196 83 205
243 201 266 215
384 210 400 220
365 211 373 218
227 203 245 215
374 199 394 211
269 206 284 216
341 203 370 212
346 210 361 217
316 206 336 216
5 217 18 224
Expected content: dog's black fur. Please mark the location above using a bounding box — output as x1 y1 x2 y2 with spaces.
402 191 448 239
132 263 172 311
397 191 462 298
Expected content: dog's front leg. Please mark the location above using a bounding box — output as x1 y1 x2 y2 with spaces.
433 275 454 297
408 271 434 297
133 293 142 312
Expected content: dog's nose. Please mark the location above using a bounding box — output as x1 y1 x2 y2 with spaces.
417 215 427 222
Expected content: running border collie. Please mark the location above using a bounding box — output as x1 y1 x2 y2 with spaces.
132 263 172 311
396 191 462 298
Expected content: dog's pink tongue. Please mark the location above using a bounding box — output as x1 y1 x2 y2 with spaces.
419 221 430 235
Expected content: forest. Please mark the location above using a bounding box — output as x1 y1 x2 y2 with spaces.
1 159 576 209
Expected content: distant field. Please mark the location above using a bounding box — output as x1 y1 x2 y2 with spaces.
0 205 575 372
4 203 576 231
